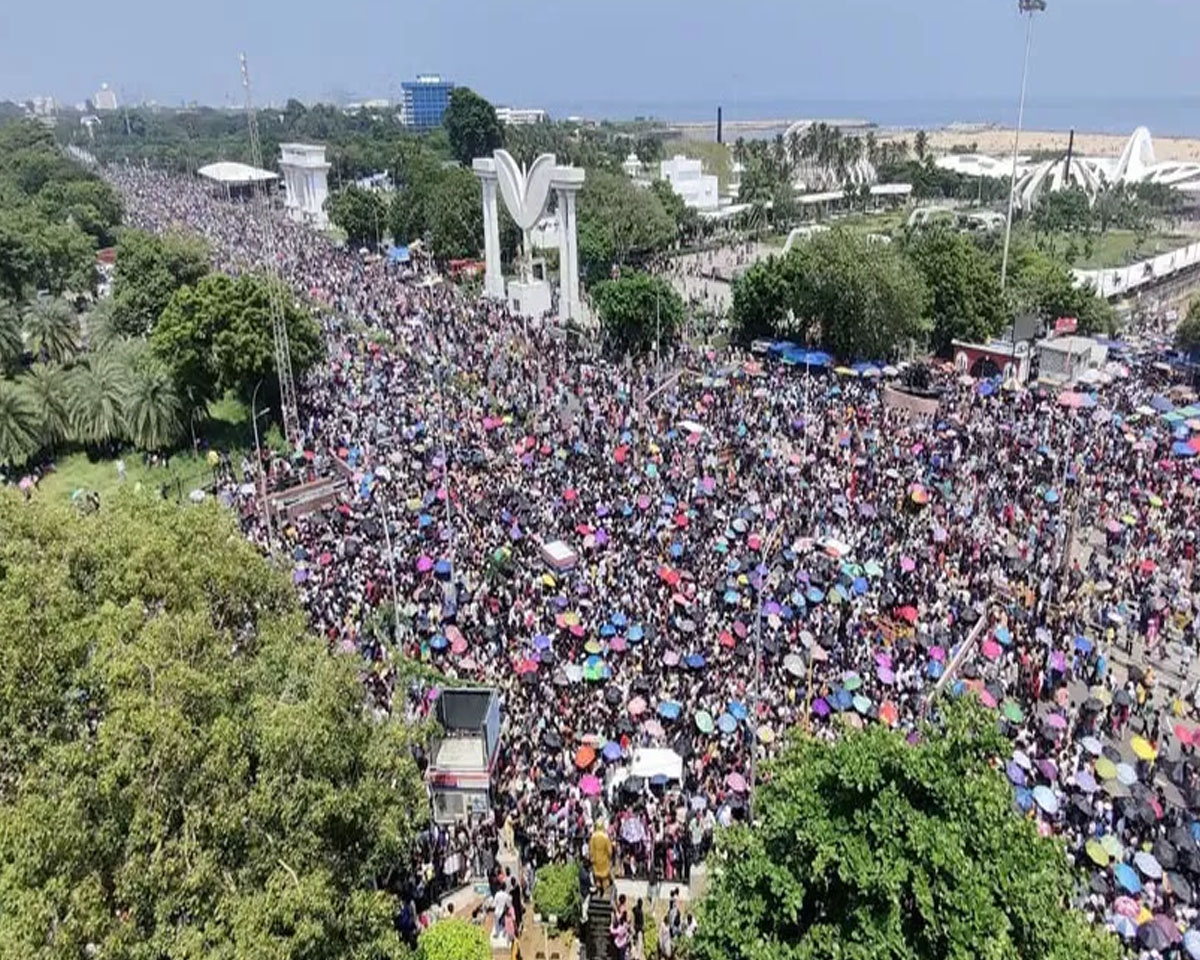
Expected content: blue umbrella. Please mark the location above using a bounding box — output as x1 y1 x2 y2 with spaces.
1032 785 1059 814
602 741 622 761
727 700 748 721
1173 441 1197 458
1007 760 1026 786
927 661 944 679
600 623 617 637
533 634 552 651
1114 862 1142 894
1112 915 1136 940
684 654 706 670
717 713 737 734
658 700 682 720
1044 489 1059 504
430 634 448 651
852 694 871 714
1014 787 1033 811
723 589 740 604
434 559 452 578
670 542 684 558
612 612 628 628
827 689 853 712
418 513 433 528
994 625 1012 646
1150 394 1175 413
852 577 868 595
627 624 645 643
950 679 966 697
806 586 825 603
1075 635 1093 654
1182 928 1200 959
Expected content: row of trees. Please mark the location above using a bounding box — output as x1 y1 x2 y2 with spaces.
0 120 123 301
731 225 1116 359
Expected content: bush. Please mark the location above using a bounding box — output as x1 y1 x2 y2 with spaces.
416 918 490 960
533 861 582 932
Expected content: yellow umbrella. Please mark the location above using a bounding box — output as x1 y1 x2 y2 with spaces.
1122 513 1137 526
1089 686 1113 706
406 497 422 512
757 726 775 743
648 442 661 455
541 573 556 588
834 366 855 377
564 611 581 627
1137 906 1153 925
1131 736 1157 761
1148 494 1164 508
1095 756 1118 780
1085 839 1109 866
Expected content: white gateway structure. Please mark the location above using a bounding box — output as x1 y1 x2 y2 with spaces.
279 143 331 227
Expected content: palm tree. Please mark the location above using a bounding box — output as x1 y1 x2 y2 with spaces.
67 352 131 449
123 360 182 452
0 380 39 468
19 363 70 447
865 131 879 167
0 302 23 371
23 298 80 364
84 297 122 353
787 130 803 174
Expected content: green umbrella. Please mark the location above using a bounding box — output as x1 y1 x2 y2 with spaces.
864 560 884 578
1100 834 1124 859
843 674 863 691
583 661 606 682
694 710 714 734
1085 839 1109 866
852 695 871 714
1095 757 1118 780
1001 701 1024 723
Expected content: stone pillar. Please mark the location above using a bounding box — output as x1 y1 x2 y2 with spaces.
564 189 580 320
473 159 505 300
556 189 572 323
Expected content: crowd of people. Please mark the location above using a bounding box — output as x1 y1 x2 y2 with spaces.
108 164 1200 958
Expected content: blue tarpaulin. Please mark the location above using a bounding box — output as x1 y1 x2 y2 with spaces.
387 245 411 263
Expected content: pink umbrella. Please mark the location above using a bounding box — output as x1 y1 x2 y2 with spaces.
416 555 434 573
643 719 665 738
1044 712 1067 730
563 488 578 502
609 636 628 653
628 696 647 716
930 646 946 662
978 690 998 709
318 552 333 566
637 495 651 510
900 555 916 573
580 774 601 797
747 534 763 551
981 640 1002 660
875 652 893 669
663 650 680 667
725 772 747 793
1112 896 1140 919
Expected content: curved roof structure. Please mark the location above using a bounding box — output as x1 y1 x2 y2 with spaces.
197 161 278 186
934 128 1200 212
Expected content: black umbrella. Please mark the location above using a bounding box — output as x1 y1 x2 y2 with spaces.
604 687 622 706
1103 745 1124 764
1089 872 1111 896
542 729 563 750
1129 664 1146 684
1114 689 1134 708
985 681 1005 702
622 775 645 795
1171 826 1199 855
1167 871 1194 903
1138 921 1170 952
1083 697 1104 713
1131 782 1153 803
538 776 559 795
962 663 981 680
672 734 693 760
616 717 634 737
631 677 652 696
1071 796 1094 819
1154 839 1179 870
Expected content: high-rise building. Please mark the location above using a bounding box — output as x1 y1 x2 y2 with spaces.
400 75 454 130
495 106 547 126
93 84 118 111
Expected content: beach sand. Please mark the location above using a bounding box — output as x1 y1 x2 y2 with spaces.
887 128 1200 163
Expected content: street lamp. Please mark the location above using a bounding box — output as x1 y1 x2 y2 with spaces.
251 378 275 553
749 520 787 819
1000 0 1047 296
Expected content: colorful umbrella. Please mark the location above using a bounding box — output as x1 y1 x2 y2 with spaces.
580 774 601 796
694 710 714 734
1131 736 1157 761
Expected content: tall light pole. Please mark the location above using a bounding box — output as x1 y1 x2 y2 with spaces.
251 378 274 554
1000 0 1047 296
749 520 787 820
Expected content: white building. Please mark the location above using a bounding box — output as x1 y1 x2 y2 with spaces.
279 143 331 228
1036 336 1108 386
93 84 118 111
495 106 547 126
660 155 720 212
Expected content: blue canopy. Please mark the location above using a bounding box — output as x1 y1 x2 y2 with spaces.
387 245 411 263
1150 395 1175 413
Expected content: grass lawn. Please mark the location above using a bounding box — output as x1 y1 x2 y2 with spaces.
35 390 261 504
1062 229 1191 270
762 209 909 247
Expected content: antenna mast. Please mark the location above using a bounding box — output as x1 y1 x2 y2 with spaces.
240 53 301 448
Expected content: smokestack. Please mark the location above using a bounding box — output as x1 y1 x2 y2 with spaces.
717 106 723 144
1064 128 1075 181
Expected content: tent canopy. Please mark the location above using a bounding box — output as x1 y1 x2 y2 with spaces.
197 161 279 186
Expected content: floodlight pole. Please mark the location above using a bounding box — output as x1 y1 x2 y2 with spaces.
749 521 786 820
1000 0 1046 297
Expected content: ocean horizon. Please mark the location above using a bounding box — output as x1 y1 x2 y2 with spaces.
540 96 1200 139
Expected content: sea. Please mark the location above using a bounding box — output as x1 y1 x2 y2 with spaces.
540 96 1200 139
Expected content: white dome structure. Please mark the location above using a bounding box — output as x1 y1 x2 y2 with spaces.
935 128 1200 212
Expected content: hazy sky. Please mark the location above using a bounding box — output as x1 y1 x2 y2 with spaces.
3 0 1198 118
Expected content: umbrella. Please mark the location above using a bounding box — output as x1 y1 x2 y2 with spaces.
1168 871 1193 903
726 772 747 793
783 654 805 678
1001 701 1024 723
1185 929 1200 960
981 640 1002 660
1085 839 1110 866
628 697 647 716
812 698 831 718
1095 757 1119 780
1116 763 1137 785
658 700 682 720
1032 785 1058 814
1111 914 1136 940
1153 840 1178 870
574 746 595 768
1135 851 1163 879
1007 761 1027 786
1081 735 1104 756
717 712 737 734
580 774 601 796
852 694 871 715
684 653 706 670
1131 736 1158 761
433 559 452 578
1114 861 1142 893
622 775 645 795
642 719 664 738
602 741 622 762
1075 769 1099 793
728 700 748 721
842 672 863 691
694 710 714 734
1139 921 1170 952
1036 758 1058 782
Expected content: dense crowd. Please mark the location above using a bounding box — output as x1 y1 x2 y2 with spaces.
109 165 1200 958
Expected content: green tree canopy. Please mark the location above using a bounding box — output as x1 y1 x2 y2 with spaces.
151 272 321 407
1177 295 1200 354
731 256 795 343
415 918 490 960
593 271 684 356
443 87 503 168
325 184 389 250
1006 244 1116 335
110 228 210 338
577 169 676 281
692 703 1118 960
0 493 428 959
905 227 1008 354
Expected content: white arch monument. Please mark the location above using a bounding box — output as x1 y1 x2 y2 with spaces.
473 150 585 323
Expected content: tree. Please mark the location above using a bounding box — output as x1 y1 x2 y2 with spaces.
1176 296 1200 354
122 358 183 451
650 178 700 246
443 87 503 167
22 297 79 363
0 379 38 468
1007 244 1116 335
66 351 130 448
152 272 321 406
110 228 210 337
692 703 1118 960
592 271 684 356
731 256 796 342
0 301 22 370
577 169 675 281
905 227 1007 353
914 129 929 161
325 184 389 250
18 362 70 447
790 230 931 360
0 494 427 958
427 167 483 262
416 918 490 960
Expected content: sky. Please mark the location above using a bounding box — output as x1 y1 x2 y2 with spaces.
2 0 1198 127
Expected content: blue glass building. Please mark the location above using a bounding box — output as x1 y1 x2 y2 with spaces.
401 75 455 130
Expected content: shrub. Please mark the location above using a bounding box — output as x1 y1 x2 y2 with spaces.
416 918 489 960
533 861 582 932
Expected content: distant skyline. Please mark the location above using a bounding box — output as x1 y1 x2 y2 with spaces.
3 0 1198 131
